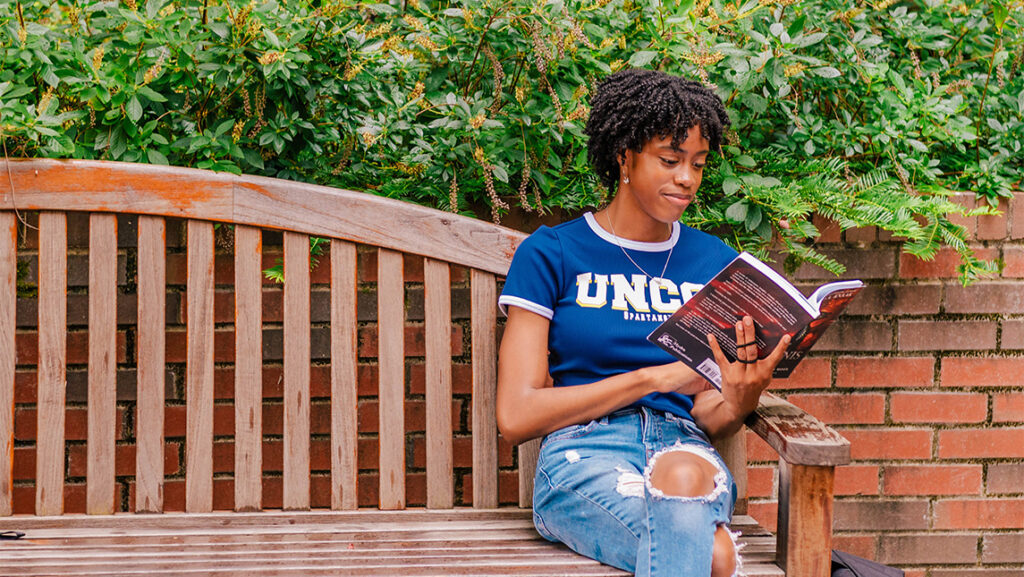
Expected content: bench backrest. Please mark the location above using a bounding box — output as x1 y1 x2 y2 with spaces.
0 159 746 516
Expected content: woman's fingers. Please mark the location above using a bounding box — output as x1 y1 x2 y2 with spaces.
707 334 731 369
732 320 746 362
765 333 792 366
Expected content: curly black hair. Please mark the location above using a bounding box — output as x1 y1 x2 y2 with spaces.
584 69 731 191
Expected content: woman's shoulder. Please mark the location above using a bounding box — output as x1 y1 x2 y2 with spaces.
519 215 591 247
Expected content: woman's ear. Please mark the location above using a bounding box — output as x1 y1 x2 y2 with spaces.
618 150 632 183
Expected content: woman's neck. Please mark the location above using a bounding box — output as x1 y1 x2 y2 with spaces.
597 202 672 243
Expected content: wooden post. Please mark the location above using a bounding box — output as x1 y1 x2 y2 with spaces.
713 428 748 516
0 212 15 516
776 461 835 577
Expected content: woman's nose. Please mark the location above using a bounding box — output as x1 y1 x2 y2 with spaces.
674 167 695 187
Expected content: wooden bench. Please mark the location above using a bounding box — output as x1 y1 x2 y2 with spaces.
0 159 850 576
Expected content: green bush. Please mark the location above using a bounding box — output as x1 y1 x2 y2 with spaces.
2 0 1021 282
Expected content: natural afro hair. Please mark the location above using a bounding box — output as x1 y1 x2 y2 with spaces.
584 69 731 190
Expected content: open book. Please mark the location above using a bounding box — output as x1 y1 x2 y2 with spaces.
647 252 863 389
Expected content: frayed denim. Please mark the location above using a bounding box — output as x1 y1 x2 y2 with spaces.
533 407 740 577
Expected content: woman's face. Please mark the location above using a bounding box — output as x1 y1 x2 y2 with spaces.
620 126 709 225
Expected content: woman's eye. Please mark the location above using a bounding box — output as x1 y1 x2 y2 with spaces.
661 158 679 165
694 163 706 169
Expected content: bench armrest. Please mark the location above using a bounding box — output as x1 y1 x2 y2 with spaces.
745 392 851 466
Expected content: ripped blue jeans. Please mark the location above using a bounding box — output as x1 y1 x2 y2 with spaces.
533 406 740 577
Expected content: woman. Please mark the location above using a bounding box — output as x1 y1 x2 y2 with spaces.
496 69 790 577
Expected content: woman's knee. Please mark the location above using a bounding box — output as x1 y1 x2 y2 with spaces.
711 525 737 577
648 451 718 497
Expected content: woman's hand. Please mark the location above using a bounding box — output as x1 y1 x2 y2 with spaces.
707 316 790 422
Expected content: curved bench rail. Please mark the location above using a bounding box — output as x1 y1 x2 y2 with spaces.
0 159 527 276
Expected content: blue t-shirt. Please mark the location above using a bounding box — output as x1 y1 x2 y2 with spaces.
499 212 737 419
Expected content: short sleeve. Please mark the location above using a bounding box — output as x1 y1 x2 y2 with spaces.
498 227 563 319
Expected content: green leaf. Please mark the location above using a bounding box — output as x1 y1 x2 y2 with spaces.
723 177 743 195
795 32 827 47
146 148 169 165
787 14 807 37
735 155 756 168
628 51 659 67
804 140 815 155
987 118 1004 132
264 28 282 47
492 165 509 183
812 67 841 78
725 201 748 222
209 21 230 39
366 3 397 14
127 96 143 123
215 119 235 137
243 148 265 170
137 86 167 103
3 85 32 99
991 0 1008 32
745 206 762 231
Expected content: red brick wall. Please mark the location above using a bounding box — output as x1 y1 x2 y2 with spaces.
749 192 1024 576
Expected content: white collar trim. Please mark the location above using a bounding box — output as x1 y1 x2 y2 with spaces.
584 212 680 252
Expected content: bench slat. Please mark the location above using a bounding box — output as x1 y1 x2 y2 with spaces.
87 214 117 515
0 212 15 516
517 439 540 508
234 225 262 512
136 216 166 512
424 258 453 509
378 249 405 509
0 510 782 576
37 211 67 516
471 269 498 508
283 231 311 510
186 220 214 513
330 240 358 510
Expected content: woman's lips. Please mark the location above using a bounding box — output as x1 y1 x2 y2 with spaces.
663 192 694 206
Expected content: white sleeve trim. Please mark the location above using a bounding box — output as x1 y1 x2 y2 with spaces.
497 295 554 319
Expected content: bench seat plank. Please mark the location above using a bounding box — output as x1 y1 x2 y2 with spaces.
0 511 782 576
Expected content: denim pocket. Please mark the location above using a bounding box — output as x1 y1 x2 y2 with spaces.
661 411 712 445
543 416 608 444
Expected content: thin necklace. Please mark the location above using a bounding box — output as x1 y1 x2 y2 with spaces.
604 212 674 281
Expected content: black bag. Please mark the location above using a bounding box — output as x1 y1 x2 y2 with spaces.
832 550 904 577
